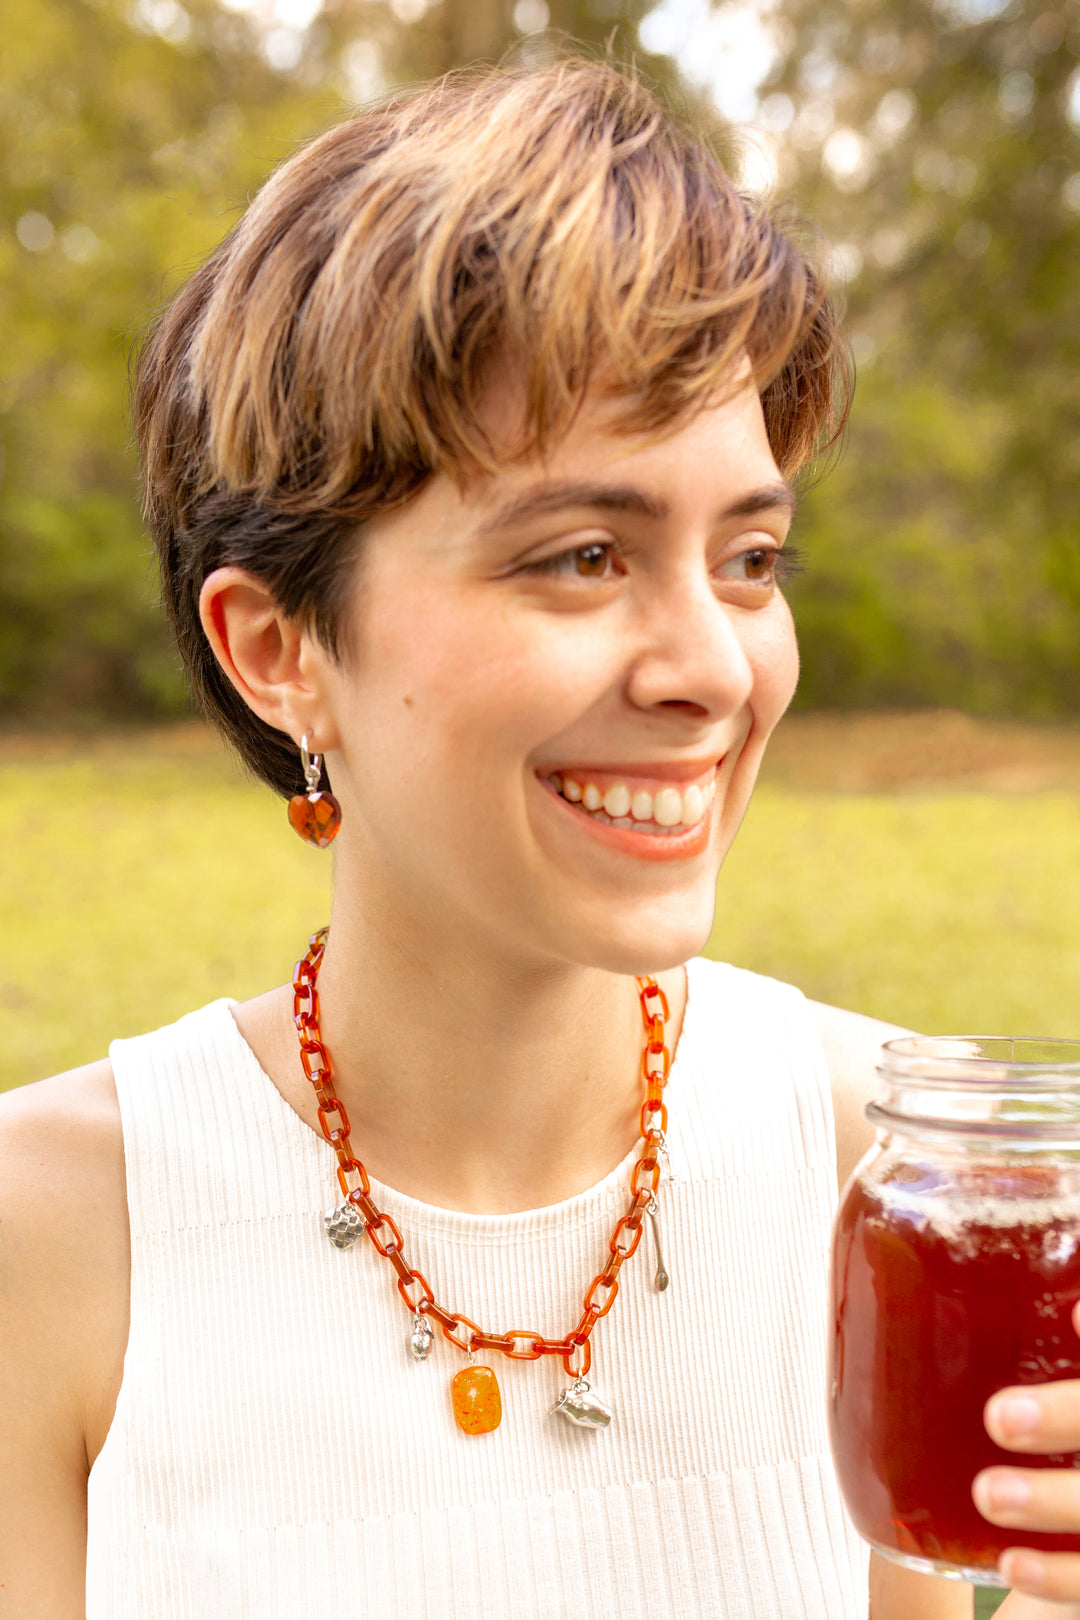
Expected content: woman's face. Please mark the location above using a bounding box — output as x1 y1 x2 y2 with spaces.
314 379 800 977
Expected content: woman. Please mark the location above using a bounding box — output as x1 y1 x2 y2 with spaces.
1 56 1077 1620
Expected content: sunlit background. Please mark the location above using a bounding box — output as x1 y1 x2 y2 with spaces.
4 11 1076 1604
4 0 1080 724
3 0 1079 1101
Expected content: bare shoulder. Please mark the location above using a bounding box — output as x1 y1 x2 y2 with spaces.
0 1058 129 1619
0 1055 130 1418
808 1000 912 1189
0 1051 122 1148
0 1057 127 1272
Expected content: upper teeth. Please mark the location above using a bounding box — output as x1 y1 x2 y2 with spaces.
553 774 713 828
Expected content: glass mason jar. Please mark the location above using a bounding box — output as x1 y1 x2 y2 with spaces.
829 1037 1080 1587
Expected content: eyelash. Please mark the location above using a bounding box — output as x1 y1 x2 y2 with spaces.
754 542 805 584
526 540 805 584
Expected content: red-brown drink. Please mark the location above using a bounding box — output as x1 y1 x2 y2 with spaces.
830 1159 1080 1579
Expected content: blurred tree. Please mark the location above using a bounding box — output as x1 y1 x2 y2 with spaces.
6 0 1078 724
0 0 662 725
0 0 348 720
750 0 1080 714
351 0 666 96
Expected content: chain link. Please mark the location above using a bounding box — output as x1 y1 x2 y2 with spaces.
294 929 671 1378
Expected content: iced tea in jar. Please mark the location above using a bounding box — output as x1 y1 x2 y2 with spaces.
829 1037 1080 1586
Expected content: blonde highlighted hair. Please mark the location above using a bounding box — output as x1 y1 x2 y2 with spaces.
136 55 848 795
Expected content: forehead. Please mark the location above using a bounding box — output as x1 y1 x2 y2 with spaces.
458 376 788 530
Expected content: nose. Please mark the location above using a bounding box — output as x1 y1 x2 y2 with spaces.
623 574 756 721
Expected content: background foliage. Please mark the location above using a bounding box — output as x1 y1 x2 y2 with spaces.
765 0 1080 714
1 0 1078 721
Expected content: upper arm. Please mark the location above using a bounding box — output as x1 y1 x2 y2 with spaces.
0 1061 129 1619
869 1552 973 1617
809 1000 912 1189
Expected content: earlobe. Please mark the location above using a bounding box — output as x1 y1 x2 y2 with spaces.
198 567 335 745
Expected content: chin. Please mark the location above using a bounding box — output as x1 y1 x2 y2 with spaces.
561 892 718 980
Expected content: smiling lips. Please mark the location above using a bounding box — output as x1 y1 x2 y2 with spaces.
546 768 717 837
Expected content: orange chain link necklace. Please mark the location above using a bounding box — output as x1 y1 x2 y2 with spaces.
292 927 672 1434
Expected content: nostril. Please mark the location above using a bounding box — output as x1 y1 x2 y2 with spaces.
656 699 710 715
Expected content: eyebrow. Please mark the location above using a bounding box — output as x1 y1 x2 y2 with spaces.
473 478 797 537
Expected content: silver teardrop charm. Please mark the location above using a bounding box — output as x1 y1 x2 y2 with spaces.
324 1201 363 1250
550 1376 612 1429
410 1313 435 1360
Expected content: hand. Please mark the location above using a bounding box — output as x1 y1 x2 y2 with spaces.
973 1300 1080 1605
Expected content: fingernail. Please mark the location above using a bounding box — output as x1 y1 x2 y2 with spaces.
988 1393 1041 1439
1000 1550 1047 1590
977 1472 1031 1512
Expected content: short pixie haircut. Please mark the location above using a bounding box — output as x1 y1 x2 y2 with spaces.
136 55 848 798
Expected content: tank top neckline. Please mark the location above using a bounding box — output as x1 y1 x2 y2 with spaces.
207 959 702 1236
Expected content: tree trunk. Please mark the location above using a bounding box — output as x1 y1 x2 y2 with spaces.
431 0 513 73
414 0 665 81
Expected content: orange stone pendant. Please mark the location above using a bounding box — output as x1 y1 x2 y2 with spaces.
288 790 342 849
450 1364 502 1435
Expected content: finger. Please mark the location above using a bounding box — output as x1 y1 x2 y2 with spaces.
974 1466 1080 1532
986 1385 1080 1454
998 1547 1080 1603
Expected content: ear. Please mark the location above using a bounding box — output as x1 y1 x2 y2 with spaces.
198 568 340 749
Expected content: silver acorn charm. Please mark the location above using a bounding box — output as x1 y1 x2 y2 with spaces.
323 1201 363 1250
550 1376 613 1429
409 1313 435 1360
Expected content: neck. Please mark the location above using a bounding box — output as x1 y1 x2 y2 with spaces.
311 907 676 1213
237 850 688 1214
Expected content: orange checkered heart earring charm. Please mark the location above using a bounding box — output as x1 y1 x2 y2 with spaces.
287 735 342 849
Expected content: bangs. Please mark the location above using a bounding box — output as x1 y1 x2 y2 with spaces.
144 59 842 534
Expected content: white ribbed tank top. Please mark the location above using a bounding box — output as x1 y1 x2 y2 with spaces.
87 957 867 1619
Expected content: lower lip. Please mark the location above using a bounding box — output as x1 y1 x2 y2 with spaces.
539 778 715 863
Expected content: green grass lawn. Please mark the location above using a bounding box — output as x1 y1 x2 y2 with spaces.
0 728 333 1086
4 719 1080 1088
707 784 1080 1036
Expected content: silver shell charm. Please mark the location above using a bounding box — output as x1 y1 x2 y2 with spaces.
323 1201 364 1250
409 1314 435 1360
550 1376 613 1429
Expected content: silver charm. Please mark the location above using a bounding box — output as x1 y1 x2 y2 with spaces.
323 1201 363 1249
550 1376 613 1429
646 1195 670 1291
410 1313 435 1360
300 734 324 794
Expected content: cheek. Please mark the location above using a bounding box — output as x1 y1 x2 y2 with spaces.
750 600 799 721
361 606 596 789
374 589 612 736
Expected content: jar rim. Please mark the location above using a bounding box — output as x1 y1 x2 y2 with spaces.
880 1035 1080 1086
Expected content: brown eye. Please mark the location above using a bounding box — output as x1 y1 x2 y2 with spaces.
575 544 610 577
715 545 788 595
525 540 619 581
